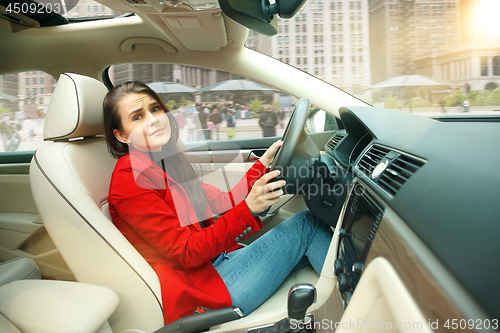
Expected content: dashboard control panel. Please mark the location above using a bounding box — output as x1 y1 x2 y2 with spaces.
335 181 384 308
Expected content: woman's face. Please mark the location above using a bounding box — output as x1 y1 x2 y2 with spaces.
113 92 171 152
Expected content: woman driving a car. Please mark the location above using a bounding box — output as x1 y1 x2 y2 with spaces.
103 81 333 325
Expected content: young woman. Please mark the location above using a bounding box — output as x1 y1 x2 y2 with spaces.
103 82 333 325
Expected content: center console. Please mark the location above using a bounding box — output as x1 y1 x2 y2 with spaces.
334 181 385 309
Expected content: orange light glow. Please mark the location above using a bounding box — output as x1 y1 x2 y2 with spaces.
478 0 500 36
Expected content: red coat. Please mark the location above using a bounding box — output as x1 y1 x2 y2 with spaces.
108 149 268 324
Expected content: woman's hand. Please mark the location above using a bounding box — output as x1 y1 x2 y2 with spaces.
259 140 283 168
246 170 286 214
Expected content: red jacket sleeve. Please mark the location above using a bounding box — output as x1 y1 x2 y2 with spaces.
108 156 266 269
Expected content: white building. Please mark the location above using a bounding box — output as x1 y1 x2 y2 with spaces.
269 0 372 98
369 0 460 85
18 71 56 117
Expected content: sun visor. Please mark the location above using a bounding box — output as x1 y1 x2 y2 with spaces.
160 10 227 51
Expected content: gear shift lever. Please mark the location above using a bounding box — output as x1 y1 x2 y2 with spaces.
287 284 316 322
251 284 317 333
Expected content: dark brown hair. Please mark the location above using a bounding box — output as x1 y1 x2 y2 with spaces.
103 82 209 222
103 81 176 159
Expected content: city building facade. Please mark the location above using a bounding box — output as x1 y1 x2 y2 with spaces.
268 0 372 98
1 0 120 116
111 63 241 103
414 0 500 96
0 0 243 114
369 0 459 85
18 72 56 116
0 74 18 113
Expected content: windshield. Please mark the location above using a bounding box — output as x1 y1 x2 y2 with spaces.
62 0 127 19
2 0 500 155
61 0 125 22
245 0 500 118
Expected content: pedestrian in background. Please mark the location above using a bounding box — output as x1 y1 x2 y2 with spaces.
206 120 214 140
198 109 208 140
242 104 250 119
15 110 25 129
226 110 236 140
186 113 196 141
0 113 21 152
210 108 222 140
259 104 278 137
455 98 461 113
277 107 285 129
439 99 446 113
174 110 185 130
463 99 470 113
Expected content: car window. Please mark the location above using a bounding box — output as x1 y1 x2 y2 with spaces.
109 64 293 142
245 1 500 118
0 71 55 153
62 0 126 19
0 0 126 155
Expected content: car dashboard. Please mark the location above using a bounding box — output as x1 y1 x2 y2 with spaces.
310 106 500 332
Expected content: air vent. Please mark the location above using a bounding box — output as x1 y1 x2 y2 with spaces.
357 145 425 197
356 145 390 177
378 154 425 196
325 133 345 151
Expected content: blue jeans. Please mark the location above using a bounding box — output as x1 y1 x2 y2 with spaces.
213 210 333 316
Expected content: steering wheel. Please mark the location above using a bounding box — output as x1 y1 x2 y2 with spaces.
270 97 310 177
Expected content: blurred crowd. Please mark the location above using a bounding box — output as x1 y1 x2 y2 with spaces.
0 110 40 152
0 102 293 152
170 102 291 141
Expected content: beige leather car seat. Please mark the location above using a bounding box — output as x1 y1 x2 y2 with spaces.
29 73 323 333
0 279 119 333
29 73 165 333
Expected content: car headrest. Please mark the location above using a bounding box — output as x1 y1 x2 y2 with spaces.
43 73 108 141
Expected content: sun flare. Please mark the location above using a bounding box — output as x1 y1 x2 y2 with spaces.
478 0 500 36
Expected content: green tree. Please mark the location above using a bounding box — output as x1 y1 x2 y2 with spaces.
465 90 480 105
410 97 433 108
180 97 191 107
489 88 500 106
381 97 402 109
0 105 11 114
443 90 464 107
473 91 492 106
249 99 265 112
167 100 178 110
